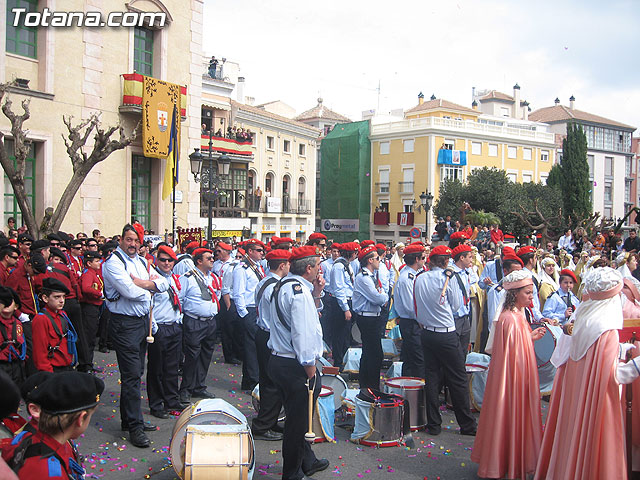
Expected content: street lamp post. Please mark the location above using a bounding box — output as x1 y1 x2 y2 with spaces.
419 191 434 242
189 130 230 246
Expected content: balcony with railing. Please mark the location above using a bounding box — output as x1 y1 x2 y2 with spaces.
375 182 390 194
247 196 313 215
398 181 414 194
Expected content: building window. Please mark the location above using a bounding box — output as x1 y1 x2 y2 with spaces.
522 173 532 183
3 139 35 227
6 0 38 59
403 139 414 153
604 206 612 219
626 180 632 203
283 139 291 153
626 157 632 177
443 139 455 150
523 148 532 160
541 150 549 162
587 154 594 178
400 168 414 194
508 146 517 159
471 142 481 155
379 202 389 212
266 136 274 150
540 173 549 185
507 172 517 183
298 143 306 156
604 181 613 203
133 27 154 76
378 169 390 194
131 155 152 226
605 156 614 177
403 201 414 213
380 141 390 155
441 165 463 183
488 144 498 157
500 107 510 117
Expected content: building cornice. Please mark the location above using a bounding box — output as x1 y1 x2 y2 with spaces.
236 109 320 140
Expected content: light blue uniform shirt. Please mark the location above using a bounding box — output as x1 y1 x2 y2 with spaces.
542 288 580 325
173 254 195 276
320 257 335 295
221 260 239 296
486 283 506 323
232 260 264 317
413 267 462 329
350 258 361 277
452 264 475 318
331 257 354 312
377 261 393 295
267 275 323 366
103 246 167 317
255 272 280 331
212 258 232 278
480 259 501 291
151 269 183 327
352 268 388 314
179 268 219 319
393 266 419 319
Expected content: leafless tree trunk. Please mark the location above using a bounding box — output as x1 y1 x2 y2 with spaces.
511 200 563 244
0 82 139 238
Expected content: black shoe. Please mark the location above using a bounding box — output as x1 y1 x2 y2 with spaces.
192 390 215 399
121 422 158 432
303 458 330 477
252 429 283 441
427 426 441 436
166 403 189 411
150 409 169 419
98 346 108 353
225 358 242 365
271 423 284 433
460 428 477 436
91 366 104 373
129 429 150 448
179 393 191 404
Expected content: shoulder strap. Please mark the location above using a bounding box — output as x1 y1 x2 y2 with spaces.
188 269 212 301
7 432 79 479
531 275 540 291
334 258 354 283
453 272 469 305
42 309 68 339
111 250 127 268
256 277 279 308
272 278 301 332
244 259 264 281
49 266 71 280
495 258 503 282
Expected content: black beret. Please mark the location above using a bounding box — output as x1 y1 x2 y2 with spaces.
31 239 51 251
41 277 70 295
0 370 21 419
20 371 54 403
69 239 83 247
28 253 47 274
83 251 102 262
30 372 104 415
47 233 62 242
17 233 34 244
49 247 67 261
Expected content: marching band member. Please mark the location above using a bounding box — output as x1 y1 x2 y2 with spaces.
329 242 358 370
542 269 580 325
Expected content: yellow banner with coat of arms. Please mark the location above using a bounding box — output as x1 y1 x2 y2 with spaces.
142 77 181 159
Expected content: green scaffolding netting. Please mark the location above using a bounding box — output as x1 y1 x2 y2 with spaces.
320 121 371 242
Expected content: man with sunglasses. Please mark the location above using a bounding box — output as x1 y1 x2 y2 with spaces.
147 245 186 417
0 246 20 285
179 247 219 404
67 239 84 277
232 239 266 391
213 242 242 364
16 233 33 269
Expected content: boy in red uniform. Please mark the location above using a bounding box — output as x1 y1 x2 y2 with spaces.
31 278 77 373
3 371 104 479
0 287 26 387
79 251 104 371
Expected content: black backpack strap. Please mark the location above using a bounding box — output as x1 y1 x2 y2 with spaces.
42 310 68 359
495 258 503 282
531 275 540 292
8 431 80 479
335 258 354 284
49 266 70 280
453 271 469 305
256 277 279 307
272 278 301 332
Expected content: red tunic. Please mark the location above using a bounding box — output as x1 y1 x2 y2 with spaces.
5 264 37 317
66 254 82 278
80 267 103 306
0 314 25 362
11 430 79 480
33 263 81 300
0 263 12 285
31 307 74 372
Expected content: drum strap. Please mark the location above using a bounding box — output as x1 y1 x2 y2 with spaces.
256 277 279 317
273 278 301 332
453 272 469 305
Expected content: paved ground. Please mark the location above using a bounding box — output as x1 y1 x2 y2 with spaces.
54 345 514 480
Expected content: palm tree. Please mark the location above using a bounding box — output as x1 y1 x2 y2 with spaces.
465 210 501 227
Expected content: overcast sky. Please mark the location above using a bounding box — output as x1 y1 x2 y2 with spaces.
203 0 640 130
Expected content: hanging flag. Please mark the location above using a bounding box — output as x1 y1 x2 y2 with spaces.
162 105 180 200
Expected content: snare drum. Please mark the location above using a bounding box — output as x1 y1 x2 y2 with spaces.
171 399 254 479
312 385 335 443
384 377 426 431
351 392 404 447
321 368 348 411
342 348 362 373
530 323 563 368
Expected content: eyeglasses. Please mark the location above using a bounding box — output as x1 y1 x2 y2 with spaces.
253 248 264 252
50 242 60 246
215 249 223 253
204 255 214 261
71 246 82 250
9 256 18 260
318 243 327 247
157 257 174 263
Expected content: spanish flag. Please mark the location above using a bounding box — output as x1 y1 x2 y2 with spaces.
162 105 179 200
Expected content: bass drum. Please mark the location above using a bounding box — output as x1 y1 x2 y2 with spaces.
251 384 286 422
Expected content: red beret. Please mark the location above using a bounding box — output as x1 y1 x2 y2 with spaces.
266 249 292 261
309 232 327 241
132 222 145 244
9 238 16 245
273 237 294 245
503 254 524 267
237 248 246 256
245 238 266 249
449 231 467 240
429 245 452 259
360 240 375 248
331 243 341 250
186 241 200 250
502 246 515 257
516 246 536 257
559 268 577 283
290 246 321 261
451 244 472 258
375 243 387 251
193 248 212 257
265 244 272 252
340 242 360 252
217 242 232 251
270 236 280 244
358 245 377 260
157 245 177 261
404 243 425 255
201 240 208 247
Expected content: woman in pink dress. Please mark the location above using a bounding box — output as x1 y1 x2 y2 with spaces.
471 270 547 479
535 267 640 480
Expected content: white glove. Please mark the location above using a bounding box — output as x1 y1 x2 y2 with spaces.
617 357 640 384
18 313 30 323
620 343 637 360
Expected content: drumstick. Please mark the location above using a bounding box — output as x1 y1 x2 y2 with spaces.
146 296 155 344
305 378 315 443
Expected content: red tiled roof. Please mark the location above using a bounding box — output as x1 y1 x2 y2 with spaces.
529 104 635 130
405 98 477 115
295 99 351 123
478 90 514 102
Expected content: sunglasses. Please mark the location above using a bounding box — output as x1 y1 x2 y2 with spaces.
157 257 174 263
10 256 18 260
253 248 264 252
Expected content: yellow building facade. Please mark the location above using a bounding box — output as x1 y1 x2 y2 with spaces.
0 0 204 237
370 96 556 242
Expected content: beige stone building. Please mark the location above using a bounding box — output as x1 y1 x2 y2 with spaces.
0 0 204 237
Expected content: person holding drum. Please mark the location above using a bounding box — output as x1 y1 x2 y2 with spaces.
472 270 546 479
352 245 389 390
542 269 580 326
535 267 640 479
268 246 329 480
393 242 427 378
